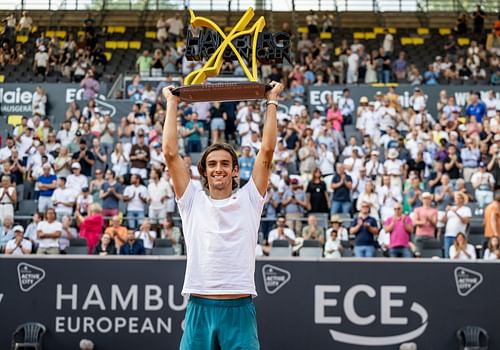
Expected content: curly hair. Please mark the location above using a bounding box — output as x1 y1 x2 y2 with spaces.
197 143 239 191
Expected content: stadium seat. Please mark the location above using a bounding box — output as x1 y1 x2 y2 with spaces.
55 30 66 38
66 238 88 255
400 37 413 45
104 52 112 61
269 240 292 257
16 35 28 44
105 41 117 49
342 248 353 257
457 38 470 46
300 240 323 258
417 28 429 35
46 30 55 37
7 115 23 127
373 27 384 34
116 41 129 49
412 37 424 45
153 240 175 255
456 326 488 350
129 41 141 49
319 32 332 40
145 31 156 39
0 75 4 83
439 28 451 35
353 32 364 39
11 322 46 350
420 239 442 258
388 27 397 34
364 32 376 40
298 27 308 33
17 200 37 216
224 26 233 33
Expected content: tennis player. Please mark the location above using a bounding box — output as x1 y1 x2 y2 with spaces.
162 82 283 350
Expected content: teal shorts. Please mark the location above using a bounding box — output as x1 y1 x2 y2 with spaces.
180 296 260 350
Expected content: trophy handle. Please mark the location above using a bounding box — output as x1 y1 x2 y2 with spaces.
264 84 272 92
171 88 181 97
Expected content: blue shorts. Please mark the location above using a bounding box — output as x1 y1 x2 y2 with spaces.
180 296 260 350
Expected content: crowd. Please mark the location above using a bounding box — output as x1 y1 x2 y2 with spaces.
0 10 499 260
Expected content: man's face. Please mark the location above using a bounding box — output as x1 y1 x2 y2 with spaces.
150 169 158 181
46 210 55 221
277 218 286 227
58 178 65 187
204 150 238 193
80 143 86 151
361 203 370 214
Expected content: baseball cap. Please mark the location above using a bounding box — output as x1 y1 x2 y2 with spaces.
71 162 81 169
13 225 24 233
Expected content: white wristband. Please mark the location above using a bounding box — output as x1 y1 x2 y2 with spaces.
267 100 278 107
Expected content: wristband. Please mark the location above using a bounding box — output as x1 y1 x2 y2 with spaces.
266 100 278 107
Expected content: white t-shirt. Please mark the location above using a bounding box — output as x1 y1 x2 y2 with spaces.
449 244 477 260
66 174 88 196
124 185 149 211
5 239 32 255
37 220 63 248
135 230 157 249
383 33 394 52
148 179 173 210
445 206 472 237
177 177 266 296
51 187 77 214
268 228 296 243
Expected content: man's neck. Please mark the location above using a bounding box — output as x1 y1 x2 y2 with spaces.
209 187 233 200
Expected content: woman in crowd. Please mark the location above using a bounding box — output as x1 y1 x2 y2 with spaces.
94 233 116 256
483 236 500 260
161 216 182 255
77 203 104 254
449 232 476 260
53 146 72 178
110 142 130 177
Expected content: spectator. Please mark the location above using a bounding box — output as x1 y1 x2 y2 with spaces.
36 208 61 255
24 212 42 249
423 64 439 85
282 178 307 233
72 141 95 178
298 137 318 181
185 112 205 153
147 168 172 232
444 144 462 185
166 13 183 43
18 11 33 35
33 45 49 77
338 88 355 125
0 215 14 252
127 75 144 102
466 92 487 123
330 163 353 214
449 232 476 260
383 28 394 57
123 174 148 229
324 229 343 258
77 202 104 254
238 145 255 187
471 162 495 214
93 232 116 255
135 219 156 255
357 180 379 220
306 168 330 214
32 86 47 116
442 192 471 258
89 168 105 205
0 174 16 222
5 225 32 255
264 215 297 254
130 129 150 179
100 169 122 218
326 214 349 242
105 215 128 253
120 230 145 255
483 236 500 260
90 138 107 176
80 71 100 100
392 52 407 81
51 177 76 220
350 201 379 257
384 202 413 258
136 50 152 76
412 192 438 254
59 215 77 253
301 214 325 244
99 113 116 155
76 187 93 216
473 5 486 36
156 14 168 43
455 13 468 35
484 194 500 247
110 142 129 177
161 216 182 255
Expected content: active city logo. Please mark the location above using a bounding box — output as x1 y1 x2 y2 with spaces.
17 263 46 292
262 264 291 295
454 267 483 297
315 285 429 346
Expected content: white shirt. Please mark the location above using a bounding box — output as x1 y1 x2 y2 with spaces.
56 129 75 147
51 187 77 214
384 159 403 176
485 96 499 118
166 17 183 35
135 230 157 249
383 33 394 52
124 184 149 211
148 179 172 210
449 244 476 260
317 150 335 175
150 150 166 169
37 220 62 248
66 174 88 196
289 105 306 118
6 238 32 255
0 146 12 162
444 206 472 237
470 172 495 190
177 178 266 296
268 227 296 243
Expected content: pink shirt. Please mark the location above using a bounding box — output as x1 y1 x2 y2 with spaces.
413 206 438 237
385 215 412 248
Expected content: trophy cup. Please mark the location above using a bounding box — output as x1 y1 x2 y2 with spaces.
172 7 290 102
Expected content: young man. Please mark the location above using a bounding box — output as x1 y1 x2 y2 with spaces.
163 81 283 350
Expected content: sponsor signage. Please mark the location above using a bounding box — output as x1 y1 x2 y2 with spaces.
0 257 498 349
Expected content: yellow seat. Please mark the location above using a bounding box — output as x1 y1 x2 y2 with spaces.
373 27 384 34
107 26 115 33
46 30 55 37
412 37 424 45
458 38 470 46
388 27 397 34
417 28 429 35
298 26 308 33
116 41 129 49
105 41 116 49
400 37 413 45
77 30 85 38
176 40 183 48
439 28 451 36
335 47 340 56
364 32 376 40
55 30 66 38
353 32 364 39
129 41 141 49
16 35 28 44
0 75 4 83
104 52 112 61
114 26 126 34
31 25 37 33
7 115 23 126
145 31 156 39
320 32 332 39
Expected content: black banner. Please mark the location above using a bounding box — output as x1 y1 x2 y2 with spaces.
0 257 498 349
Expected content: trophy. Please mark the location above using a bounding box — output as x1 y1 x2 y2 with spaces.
172 7 290 102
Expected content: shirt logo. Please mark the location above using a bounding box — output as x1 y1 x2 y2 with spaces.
17 263 46 292
262 264 291 294
454 267 483 297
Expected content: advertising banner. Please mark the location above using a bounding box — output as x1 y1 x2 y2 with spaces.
0 257 498 349
306 85 499 118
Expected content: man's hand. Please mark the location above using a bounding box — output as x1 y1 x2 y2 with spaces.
266 81 284 101
162 86 180 105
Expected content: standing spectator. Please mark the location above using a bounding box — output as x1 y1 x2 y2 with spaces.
0 175 16 223
338 88 355 125
130 130 150 179
379 48 392 83
471 162 495 214
18 11 33 35
72 140 95 178
36 208 61 255
412 192 438 254
161 216 182 255
33 45 49 77
383 28 394 57
66 162 89 196
442 192 471 258
77 203 104 254
99 113 116 156
356 180 379 221
298 137 318 181
384 202 413 258
378 175 403 222
306 168 330 214
392 52 407 81
330 163 353 214
346 48 359 84
466 92 486 123
51 177 76 220
127 75 144 102
136 50 152 76
135 219 156 255
238 145 255 187
105 215 128 252
93 233 116 255
326 215 349 242
444 144 462 185
156 14 168 43
110 142 129 177
350 201 379 257
301 214 325 244
283 178 308 234
5 225 32 255
147 168 172 232
0 216 14 253
80 71 100 100
461 138 480 181
473 5 486 36
32 86 47 116
120 230 145 255
123 174 148 229
100 170 122 219
185 112 205 153
449 232 476 260
484 195 500 247
166 13 183 42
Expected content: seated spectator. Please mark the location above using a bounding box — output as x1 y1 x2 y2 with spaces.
350 201 379 257
161 216 182 255
326 215 349 242
324 229 343 258
356 180 379 221
378 175 403 222
0 175 17 223
449 232 476 260
412 192 438 254
120 230 145 255
441 192 471 258
123 174 149 229
51 177 77 220
94 233 116 256
423 64 439 85
471 162 495 214
77 203 104 254
36 208 61 255
384 203 413 258
483 236 500 260
59 215 77 254
264 215 297 254
5 225 32 255
135 219 156 255
105 215 128 253
301 214 325 244
24 212 42 250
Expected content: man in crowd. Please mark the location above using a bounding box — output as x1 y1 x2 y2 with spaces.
5 225 32 255
384 202 413 258
350 201 379 257
36 207 62 255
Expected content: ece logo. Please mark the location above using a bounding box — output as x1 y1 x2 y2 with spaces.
315 284 428 346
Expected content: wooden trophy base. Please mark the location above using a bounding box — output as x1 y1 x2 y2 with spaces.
172 82 272 102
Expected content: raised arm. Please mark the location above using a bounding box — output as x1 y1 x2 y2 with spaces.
162 86 190 199
252 82 284 196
